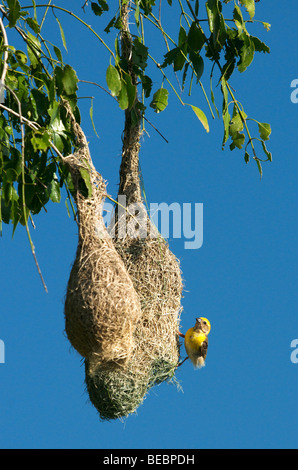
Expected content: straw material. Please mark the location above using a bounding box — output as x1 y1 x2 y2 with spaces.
84 123 183 420
63 102 142 364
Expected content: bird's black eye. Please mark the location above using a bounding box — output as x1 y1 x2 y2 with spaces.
203 321 206 325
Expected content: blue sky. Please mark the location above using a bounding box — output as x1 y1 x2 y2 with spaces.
0 1 298 449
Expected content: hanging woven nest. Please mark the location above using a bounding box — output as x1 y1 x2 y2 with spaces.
84 114 183 420
63 101 142 365
64 4 184 420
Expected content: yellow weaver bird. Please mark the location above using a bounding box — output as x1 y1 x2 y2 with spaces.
178 317 211 368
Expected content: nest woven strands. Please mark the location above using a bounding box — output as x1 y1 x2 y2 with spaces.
63 104 142 364
84 123 183 420
83 4 183 419
85 211 183 420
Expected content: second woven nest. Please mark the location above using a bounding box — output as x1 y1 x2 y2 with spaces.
85 208 183 420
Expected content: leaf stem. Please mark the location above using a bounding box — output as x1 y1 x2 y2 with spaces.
4 85 48 293
226 82 257 158
21 3 115 58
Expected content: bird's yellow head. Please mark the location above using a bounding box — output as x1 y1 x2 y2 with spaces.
194 317 211 335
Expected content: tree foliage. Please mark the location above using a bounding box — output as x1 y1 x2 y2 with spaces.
0 0 272 280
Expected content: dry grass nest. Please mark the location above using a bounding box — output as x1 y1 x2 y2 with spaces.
63 102 183 420
84 211 183 420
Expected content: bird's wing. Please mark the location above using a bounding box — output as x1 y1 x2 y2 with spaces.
200 338 208 360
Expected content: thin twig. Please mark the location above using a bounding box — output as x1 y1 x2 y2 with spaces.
82 0 89 11
4 85 48 293
142 115 168 143
79 79 169 142
40 0 53 30
0 14 9 84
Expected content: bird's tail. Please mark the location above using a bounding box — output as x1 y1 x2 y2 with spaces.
196 357 205 369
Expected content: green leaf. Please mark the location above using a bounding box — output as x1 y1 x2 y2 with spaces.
53 46 63 63
31 130 51 151
190 105 209 133
123 72 137 109
55 16 68 52
255 158 263 179
106 64 121 97
230 132 245 150
221 77 228 113
244 151 249 163
261 140 272 161
27 33 41 69
25 17 40 34
31 89 49 116
178 26 187 47
173 26 188 71
189 51 204 82
98 0 109 12
141 75 152 98
258 122 271 141
65 199 71 218
135 0 140 26
218 13 228 48
55 65 78 97
188 22 205 51
206 0 225 49
238 34 255 72
251 36 270 54
48 102 67 151
79 168 93 198
89 98 99 138
49 175 61 203
1 198 11 224
91 2 104 16
118 80 128 110
182 62 190 92
48 100 60 124
233 5 244 32
210 74 220 118
229 111 244 135
61 65 78 96
174 47 187 72
162 47 180 68
114 36 121 66
150 88 169 113
7 0 21 28
195 0 199 15
206 0 219 33
15 50 27 65
104 16 116 33
132 38 148 71
3 181 13 205
239 0 255 20
5 167 18 183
